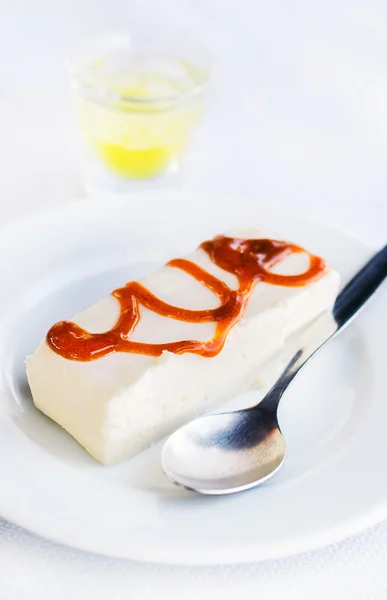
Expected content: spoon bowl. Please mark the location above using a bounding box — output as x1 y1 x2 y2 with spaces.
162 410 286 494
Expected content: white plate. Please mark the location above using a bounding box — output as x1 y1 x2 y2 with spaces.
0 192 385 565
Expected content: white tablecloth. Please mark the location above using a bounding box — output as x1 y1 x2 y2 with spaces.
1 518 387 599
0 0 386 597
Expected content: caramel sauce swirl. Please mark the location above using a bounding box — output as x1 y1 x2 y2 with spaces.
47 236 327 361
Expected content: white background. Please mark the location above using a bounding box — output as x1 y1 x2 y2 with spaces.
0 0 386 598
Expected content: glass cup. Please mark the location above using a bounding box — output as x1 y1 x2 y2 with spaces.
68 31 211 194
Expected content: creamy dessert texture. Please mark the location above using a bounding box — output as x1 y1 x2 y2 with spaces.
26 226 340 464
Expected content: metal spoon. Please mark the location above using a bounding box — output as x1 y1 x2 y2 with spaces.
162 245 387 495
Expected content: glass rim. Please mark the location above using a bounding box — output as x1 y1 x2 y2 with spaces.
67 30 212 107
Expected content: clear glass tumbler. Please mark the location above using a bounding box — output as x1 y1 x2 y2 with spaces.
68 31 211 194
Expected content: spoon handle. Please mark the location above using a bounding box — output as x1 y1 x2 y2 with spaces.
259 244 387 411
333 244 387 328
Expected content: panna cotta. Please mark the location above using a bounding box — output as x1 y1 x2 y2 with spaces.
26 226 340 464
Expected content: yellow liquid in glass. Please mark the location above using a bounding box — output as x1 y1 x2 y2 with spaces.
96 142 173 179
77 65 203 179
